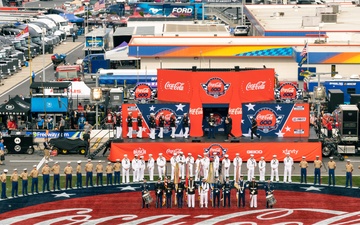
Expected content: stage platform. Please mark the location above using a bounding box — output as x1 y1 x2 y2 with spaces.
109 128 321 162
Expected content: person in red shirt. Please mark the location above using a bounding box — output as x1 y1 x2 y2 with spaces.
326 119 333 138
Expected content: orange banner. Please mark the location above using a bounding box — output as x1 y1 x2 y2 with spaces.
109 142 321 162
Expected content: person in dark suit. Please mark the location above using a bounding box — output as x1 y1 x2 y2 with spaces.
83 131 91 158
225 114 235 141
251 118 261 140
208 113 216 139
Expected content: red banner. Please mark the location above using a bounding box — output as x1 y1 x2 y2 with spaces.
109 142 321 162
157 69 275 137
121 104 150 138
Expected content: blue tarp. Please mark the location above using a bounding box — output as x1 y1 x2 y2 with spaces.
60 13 84 23
31 98 68 113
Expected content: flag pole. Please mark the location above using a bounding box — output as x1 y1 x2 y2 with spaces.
306 39 309 71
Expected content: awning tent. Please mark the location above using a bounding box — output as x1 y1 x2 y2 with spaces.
60 13 84 23
104 42 139 61
0 95 30 115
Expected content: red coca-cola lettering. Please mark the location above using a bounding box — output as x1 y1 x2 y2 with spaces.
135 88 150 93
280 87 295 93
246 81 266 91
256 114 274 120
164 82 185 91
189 107 203 115
165 148 182 155
208 82 223 88
229 107 242 115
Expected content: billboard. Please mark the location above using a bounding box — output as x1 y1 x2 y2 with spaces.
241 103 309 137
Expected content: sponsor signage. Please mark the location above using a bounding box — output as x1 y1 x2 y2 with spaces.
110 142 321 161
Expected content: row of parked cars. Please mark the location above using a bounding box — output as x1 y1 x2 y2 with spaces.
0 14 74 79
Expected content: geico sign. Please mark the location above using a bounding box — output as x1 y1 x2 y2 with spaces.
247 150 263 154
172 8 193 14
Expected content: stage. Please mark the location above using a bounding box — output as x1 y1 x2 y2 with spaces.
109 128 321 162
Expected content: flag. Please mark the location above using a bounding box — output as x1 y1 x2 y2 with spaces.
298 42 308 67
15 26 29 40
94 0 105 11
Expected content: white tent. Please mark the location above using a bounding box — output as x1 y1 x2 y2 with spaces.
104 45 139 61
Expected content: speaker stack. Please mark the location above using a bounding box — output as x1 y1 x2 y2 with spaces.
327 89 344 113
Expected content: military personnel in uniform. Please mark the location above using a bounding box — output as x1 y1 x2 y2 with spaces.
233 153 242 181
258 157 266 182
182 113 190 138
11 168 19 197
158 113 165 139
207 113 216 139
29 165 39 194
213 152 220 177
283 153 294 183
1 169 7 199
64 162 73 189
115 112 122 139
51 161 61 191
177 152 186 179
199 177 209 208
137 113 143 139
139 156 146 181
20 168 28 196
176 179 185 208
264 179 274 208
126 112 133 139
169 113 176 139
96 160 103 186
270 155 279 182
42 161 51 192
76 161 82 189
212 176 222 208
247 154 257 182
222 154 231 178
85 159 94 187
106 162 113 186
154 177 164 208
313 156 323 185
147 154 155 181
237 175 247 208
345 160 354 188
187 176 196 208
122 155 130 183
299 156 308 184
165 178 174 208
328 157 336 186
149 113 156 140
141 178 150 208
249 177 258 208
222 177 232 208
156 153 166 180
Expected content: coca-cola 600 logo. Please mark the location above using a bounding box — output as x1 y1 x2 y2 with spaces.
152 108 178 134
201 77 230 98
131 83 155 102
279 82 298 100
248 107 284 133
204 143 227 159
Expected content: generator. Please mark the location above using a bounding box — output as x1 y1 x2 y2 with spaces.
338 104 359 142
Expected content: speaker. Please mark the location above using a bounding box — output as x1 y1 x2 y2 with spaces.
192 66 197 72
234 66 240 71
230 138 240 143
350 94 360 104
192 137 201 142
112 138 124 143
327 89 344 112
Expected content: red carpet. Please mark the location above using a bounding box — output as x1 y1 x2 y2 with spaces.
0 190 358 224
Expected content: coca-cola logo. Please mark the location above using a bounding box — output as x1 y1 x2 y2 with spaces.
189 107 203 115
133 83 153 101
279 83 298 100
204 143 227 159
245 81 266 91
248 107 284 134
133 147 146 156
228 107 242 115
165 148 182 155
164 82 185 91
201 77 230 98
152 108 177 134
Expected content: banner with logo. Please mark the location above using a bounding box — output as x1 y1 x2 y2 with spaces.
109 142 321 162
122 103 190 138
241 103 309 137
130 83 156 103
157 69 275 137
275 82 301 101
26 131 83 139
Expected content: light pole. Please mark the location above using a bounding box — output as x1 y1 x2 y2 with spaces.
42 27 46 82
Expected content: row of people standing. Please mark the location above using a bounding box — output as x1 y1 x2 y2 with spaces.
142 175 274 209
